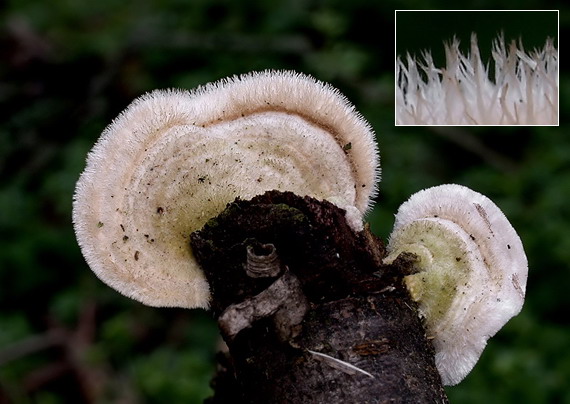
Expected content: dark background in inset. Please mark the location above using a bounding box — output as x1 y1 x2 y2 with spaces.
396 10 558 66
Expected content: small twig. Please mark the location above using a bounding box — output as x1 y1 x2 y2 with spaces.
0 330 65 366
218 270 308 340
23 362 70 392
307 350 375 379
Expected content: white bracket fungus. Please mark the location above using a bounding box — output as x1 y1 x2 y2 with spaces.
73 70 379 309
384 184 528 385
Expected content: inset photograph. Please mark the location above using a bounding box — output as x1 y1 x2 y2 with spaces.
395 10 559 126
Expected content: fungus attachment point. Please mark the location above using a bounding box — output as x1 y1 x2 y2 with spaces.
384 184 528 385
73 70 379 309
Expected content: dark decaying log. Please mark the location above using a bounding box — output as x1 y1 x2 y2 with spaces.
190 191 448 404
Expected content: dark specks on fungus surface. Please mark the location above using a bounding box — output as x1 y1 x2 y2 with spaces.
384 184 528 385
72 70 379 309
72 69 528 391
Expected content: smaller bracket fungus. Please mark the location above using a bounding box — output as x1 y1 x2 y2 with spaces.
384 184 528 386
73 70 379 310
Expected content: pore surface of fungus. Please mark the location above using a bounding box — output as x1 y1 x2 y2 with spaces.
73 70 379 309
384 184 528 385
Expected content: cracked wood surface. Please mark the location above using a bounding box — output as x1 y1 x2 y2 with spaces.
190 191 448 404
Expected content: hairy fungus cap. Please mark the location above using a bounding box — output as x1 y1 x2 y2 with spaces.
384 184 528 385
396 33 558 125
73 70 380 309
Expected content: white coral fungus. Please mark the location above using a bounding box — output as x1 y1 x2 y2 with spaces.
396 33 558 125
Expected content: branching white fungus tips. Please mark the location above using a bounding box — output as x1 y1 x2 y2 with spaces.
73 70 380 309
396 33 558 125
384 184 528 385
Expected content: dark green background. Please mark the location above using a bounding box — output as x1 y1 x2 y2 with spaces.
396 10 558 66
1 0 568 403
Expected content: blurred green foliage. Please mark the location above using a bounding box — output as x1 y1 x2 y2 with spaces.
1 0 568 403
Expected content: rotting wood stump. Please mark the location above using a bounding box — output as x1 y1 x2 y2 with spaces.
190 190 448 404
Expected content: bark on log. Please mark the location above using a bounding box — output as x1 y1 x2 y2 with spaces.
190 191 449 404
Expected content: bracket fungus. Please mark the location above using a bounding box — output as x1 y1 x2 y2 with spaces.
384 184 528 385
73 70 379 309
